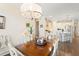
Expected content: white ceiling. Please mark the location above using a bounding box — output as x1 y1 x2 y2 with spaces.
38 3 79 19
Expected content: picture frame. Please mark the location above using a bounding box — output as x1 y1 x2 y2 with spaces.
0 16 6 29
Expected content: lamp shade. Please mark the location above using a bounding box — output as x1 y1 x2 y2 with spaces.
20 3 42 19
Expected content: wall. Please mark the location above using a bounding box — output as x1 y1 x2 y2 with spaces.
0 3 26 46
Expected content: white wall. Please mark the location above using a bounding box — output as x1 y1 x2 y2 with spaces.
0 3 26 46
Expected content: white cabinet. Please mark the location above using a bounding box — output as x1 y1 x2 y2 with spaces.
57 31 72 42
61 32 72 42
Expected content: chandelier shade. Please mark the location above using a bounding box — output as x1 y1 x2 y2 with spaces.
20 3 42 19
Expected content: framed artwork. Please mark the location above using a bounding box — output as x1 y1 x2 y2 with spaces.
0 16 6 29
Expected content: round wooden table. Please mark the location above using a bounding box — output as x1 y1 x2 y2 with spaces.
16 40 54 56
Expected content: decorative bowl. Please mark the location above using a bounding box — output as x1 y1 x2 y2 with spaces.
36 37 47 46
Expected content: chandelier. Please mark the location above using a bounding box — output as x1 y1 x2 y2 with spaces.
20 3 42 19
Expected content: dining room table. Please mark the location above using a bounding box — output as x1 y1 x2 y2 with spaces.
15 39 54 56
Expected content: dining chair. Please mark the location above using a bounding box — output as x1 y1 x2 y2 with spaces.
0 34 10 56
5 35 24 56
51 36 59 56
7 43 24 56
